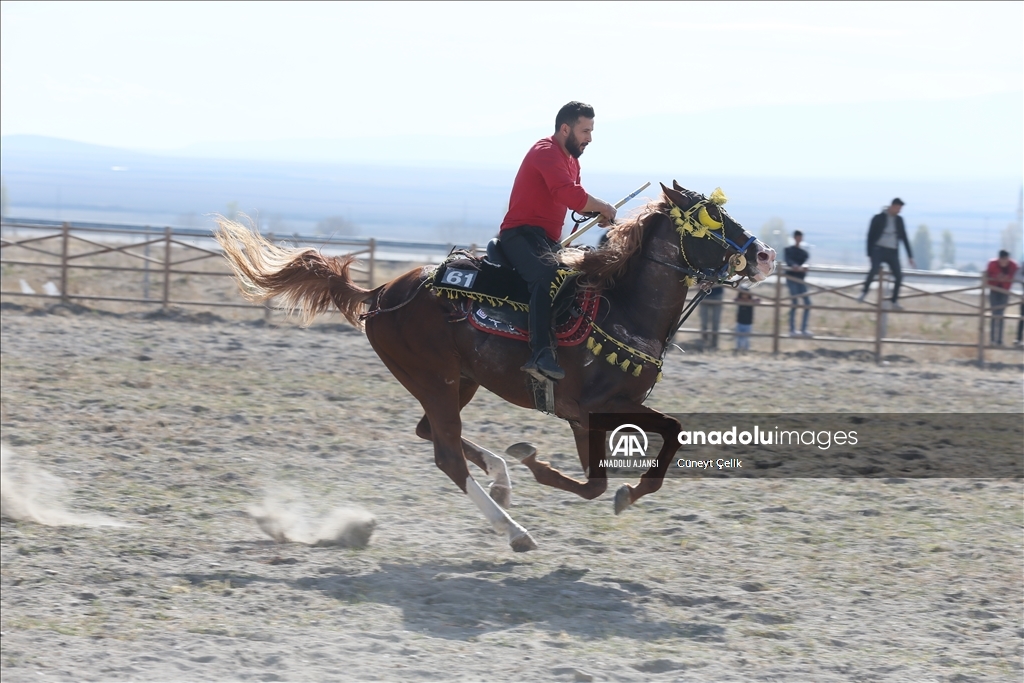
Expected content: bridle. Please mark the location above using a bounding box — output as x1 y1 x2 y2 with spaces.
644 189 758 344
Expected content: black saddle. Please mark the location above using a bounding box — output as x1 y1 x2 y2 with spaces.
485 237 513 269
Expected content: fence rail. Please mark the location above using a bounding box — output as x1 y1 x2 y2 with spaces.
2 219 1021 364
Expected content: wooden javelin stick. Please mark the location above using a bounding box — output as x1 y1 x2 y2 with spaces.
560 181 652 247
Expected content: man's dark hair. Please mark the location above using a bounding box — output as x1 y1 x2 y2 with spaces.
999 249 1010 258
793 230 803 238
891 198 905 206
555 101 595 132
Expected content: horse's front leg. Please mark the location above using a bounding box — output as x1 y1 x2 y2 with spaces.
505 425 608 500
424 407 536 552
609 407 681 514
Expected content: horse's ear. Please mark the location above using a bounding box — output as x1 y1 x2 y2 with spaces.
672 179 686 192
660 182 693 209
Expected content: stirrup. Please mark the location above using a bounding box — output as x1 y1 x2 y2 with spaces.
521 349 565 381
526 374 556 414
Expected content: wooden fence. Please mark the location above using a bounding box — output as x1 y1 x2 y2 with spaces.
2 220 1021 364
675 266 1022 364
1 220 375 318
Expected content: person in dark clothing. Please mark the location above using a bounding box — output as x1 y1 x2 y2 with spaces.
499 101 617 381
699 285 724 351
734 287 760 353
784 230 812 336
858 198 915 309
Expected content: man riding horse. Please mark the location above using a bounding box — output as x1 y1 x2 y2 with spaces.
498 101 618 382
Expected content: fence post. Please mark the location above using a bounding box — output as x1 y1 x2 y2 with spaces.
143 227 151 300
772 271 782 354
368 237 376 289
162 226 172 310
977 272 986 366
264 233 274 322
59 222 70 302
874 269 886 364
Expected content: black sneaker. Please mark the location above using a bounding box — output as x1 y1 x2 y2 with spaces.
522 349 565 381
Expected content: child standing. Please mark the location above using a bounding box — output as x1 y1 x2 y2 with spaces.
735 287 760 353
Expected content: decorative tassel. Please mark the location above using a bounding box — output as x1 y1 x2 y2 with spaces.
591 342 602 356
632 364 643 377
605 352 618 365
620 359 631 372
656 371 663 383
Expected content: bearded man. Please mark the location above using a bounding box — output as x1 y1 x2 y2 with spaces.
498 101 617 381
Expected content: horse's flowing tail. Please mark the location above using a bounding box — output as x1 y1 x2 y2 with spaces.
214 218 372 327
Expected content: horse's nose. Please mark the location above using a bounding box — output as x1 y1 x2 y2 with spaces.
758 249 774 262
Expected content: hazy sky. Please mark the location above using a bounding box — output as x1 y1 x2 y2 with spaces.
1 1 1021 178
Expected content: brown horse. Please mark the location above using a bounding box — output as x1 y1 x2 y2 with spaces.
215 182 775 551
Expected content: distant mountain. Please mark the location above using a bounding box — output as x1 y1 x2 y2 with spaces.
2 127 1020 265
5 90 1021 180
136 92 1024 181
1 135 160 163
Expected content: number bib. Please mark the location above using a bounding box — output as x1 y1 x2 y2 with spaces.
442 268 478 290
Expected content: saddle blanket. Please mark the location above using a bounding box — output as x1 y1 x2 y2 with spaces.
427 250 596 346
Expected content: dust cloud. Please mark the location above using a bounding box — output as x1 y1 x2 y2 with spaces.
248 488 375 548
0 444 125 527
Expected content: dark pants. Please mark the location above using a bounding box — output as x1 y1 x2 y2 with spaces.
989 290 1009 345
1018 302 1023 344
499 226 560 355
862 245 903 302
786 278 811 333
699 299 722 350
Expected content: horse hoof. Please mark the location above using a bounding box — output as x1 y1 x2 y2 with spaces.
489 484 511 509
505 442 537 462
510 532 538 553
613 485 633 515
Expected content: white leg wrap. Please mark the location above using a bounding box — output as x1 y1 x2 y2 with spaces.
479 447 511 490
465 476 534 550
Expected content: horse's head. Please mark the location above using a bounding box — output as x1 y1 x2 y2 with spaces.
660 181 776 284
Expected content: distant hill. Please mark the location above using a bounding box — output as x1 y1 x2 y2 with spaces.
1 133 1020 265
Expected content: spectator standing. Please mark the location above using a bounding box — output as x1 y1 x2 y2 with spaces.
784 230 812 336
1016 265 1024 347
699 285 724 351
985 249 1019 345
858 198 915 309
734 287 760 354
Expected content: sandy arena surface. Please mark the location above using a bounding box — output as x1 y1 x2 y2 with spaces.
1 302 1022 682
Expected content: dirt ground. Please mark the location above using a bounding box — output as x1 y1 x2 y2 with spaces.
1 302 1022 682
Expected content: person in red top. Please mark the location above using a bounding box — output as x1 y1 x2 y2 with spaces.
499 101 617 381
986 249 1019 345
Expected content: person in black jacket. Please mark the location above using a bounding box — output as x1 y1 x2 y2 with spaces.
857 198 915 309
784 230 812 336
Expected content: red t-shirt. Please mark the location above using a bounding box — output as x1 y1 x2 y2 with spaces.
986 258 1018 291
500 136 589 241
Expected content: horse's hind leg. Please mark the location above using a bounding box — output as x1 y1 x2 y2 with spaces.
415 380 514 508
